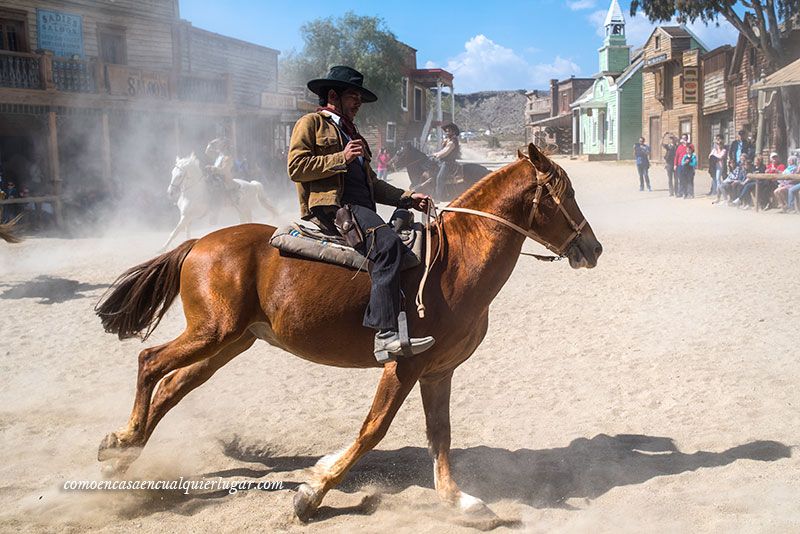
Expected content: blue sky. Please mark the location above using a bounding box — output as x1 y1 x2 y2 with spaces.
179 0 740 92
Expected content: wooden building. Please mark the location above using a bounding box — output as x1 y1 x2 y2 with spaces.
369 42 454 153
0 0 300 225
523 89 551 145
701 45 734 147
529 76 593 154
727 16 800 158
641 26 707 163
572 0 643 160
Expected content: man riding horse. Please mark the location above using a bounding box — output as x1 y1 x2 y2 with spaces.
205 137 238 200
287 65 435 363
432 123 462 199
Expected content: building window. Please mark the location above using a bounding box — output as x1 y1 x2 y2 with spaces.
97 25 127 64
0 10 29 52
386 122 396 143
654 69 665 101
400 77 408 111
414 86 423 122
680 118 692 143
655 35 661 50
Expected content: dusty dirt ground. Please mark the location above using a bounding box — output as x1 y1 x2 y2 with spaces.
1 158 799 533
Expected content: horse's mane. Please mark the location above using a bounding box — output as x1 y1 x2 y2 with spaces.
176 152 200 169
450 150 570 209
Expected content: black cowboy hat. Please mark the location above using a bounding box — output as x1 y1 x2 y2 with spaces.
307 65 378 103
442 123 460 135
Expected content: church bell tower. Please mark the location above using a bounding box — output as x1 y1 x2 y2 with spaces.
599 0 631 73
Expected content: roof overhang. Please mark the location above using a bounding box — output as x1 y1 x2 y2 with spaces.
752 57 800 90
410 68 454 87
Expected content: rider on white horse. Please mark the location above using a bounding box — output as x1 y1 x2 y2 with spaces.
205 138 238 198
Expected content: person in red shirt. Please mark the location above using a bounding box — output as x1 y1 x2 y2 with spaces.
673 134 694 198
765 152 786 174
732 152 785 208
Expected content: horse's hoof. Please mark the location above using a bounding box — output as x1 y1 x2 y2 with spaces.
293 483 321 522
459 493 496 518
97 432 141 476
97 432 122 462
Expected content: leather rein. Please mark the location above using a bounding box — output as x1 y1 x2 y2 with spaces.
415 158 587 318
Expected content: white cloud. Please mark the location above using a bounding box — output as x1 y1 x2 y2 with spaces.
434 34 581 92
568 0 597 11
589 10 739 50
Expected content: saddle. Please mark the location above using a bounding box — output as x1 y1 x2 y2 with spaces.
270 209 424 271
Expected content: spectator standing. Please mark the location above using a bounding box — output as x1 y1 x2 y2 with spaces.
633 137 651 191
727 130 754 171
662 135 678 196
679 145 697 198
674 134 694 197
708 135 727 196
376 147 391 181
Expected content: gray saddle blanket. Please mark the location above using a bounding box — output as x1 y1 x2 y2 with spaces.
270 222 424 271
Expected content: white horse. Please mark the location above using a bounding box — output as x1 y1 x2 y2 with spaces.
162 153 276 250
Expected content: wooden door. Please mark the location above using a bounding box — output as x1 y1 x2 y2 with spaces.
649 116 662 161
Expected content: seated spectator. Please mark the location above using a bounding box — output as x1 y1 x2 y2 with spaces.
774 156 799 211
753 155 766 173
732 152 784 208
717 154 749 205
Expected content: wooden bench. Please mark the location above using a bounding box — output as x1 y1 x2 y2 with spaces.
747 173 800 212
0 195 62 226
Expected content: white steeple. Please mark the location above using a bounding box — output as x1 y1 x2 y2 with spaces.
604 0 625 27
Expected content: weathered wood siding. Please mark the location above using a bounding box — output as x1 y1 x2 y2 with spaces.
618 68 643 160
642 29 706 166
180 25 278 108
4 0 178 69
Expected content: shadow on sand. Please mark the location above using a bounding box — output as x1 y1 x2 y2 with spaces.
108 433 790 523
0 276 106 304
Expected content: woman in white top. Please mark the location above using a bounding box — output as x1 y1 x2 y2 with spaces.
708 134 727 196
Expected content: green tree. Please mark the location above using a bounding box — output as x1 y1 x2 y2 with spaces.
629 0 800 154
281 12 405 127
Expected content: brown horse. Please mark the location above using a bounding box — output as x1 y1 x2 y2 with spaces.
96 144 602 520
390 143 490 199
0 215 22 243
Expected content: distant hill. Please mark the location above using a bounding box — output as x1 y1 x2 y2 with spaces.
454 90 527 139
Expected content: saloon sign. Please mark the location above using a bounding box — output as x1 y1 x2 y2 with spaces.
36 9 84 58
683 67 699 104
106 65 170 99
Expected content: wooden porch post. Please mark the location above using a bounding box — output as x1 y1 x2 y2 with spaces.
230 115 239 159
101 111 111 182
47 111 63 227
173 115 181 156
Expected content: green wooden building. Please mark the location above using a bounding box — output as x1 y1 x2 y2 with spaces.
572 0 643 160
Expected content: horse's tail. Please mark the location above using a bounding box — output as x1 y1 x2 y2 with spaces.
95 239 198 341
0 215 23 244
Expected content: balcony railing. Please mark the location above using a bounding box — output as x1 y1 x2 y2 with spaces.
0 50 230 104
52 57 97 93
0 51 42 89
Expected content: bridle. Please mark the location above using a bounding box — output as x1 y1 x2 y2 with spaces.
415 156 587 317
169 160 199 194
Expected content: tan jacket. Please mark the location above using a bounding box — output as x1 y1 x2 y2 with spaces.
287 112 412 219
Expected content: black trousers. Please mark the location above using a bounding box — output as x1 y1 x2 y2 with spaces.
314 204 404 331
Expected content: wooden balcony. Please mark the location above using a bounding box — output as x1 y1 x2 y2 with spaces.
0 50 230 105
